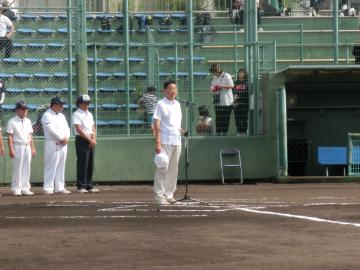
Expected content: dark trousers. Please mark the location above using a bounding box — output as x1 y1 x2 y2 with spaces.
234 104 248 133
75 136 94 190
0 37 13 58
214 105 232 135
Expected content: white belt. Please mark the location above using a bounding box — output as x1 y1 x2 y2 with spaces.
14 142 29 146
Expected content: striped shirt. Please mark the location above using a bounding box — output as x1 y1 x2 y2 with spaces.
139 93 158 114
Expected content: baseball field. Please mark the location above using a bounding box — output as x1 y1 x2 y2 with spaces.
0 183 359 270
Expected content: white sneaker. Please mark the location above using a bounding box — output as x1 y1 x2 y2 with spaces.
156 198 170 205
22 190 34 196
43 190 54 195
57 189 71 195
88 188 99 193
13 191 22 196
166 197 177 203
77 188 88 193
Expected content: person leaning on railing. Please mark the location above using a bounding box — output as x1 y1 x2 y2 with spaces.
209 63 234 136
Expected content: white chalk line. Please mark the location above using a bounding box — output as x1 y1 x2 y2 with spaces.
237 207 360 228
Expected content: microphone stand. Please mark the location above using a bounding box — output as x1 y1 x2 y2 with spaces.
177 99 208 205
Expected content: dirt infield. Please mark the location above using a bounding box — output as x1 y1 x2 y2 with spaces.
0 183 360 270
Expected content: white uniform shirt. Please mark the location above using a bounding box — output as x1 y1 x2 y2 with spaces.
72 108 94 136
211 72 234 106
41 109 70 141
6 116 33 144
153 97 182 146
0 15 12 37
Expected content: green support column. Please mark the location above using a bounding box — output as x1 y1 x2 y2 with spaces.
245 0 259 135
74 0 88 96
123 0 130 135
276 87 288 178
187 0 194 103
333 0 339 64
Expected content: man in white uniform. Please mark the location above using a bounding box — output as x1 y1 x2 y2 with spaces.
72 94 99 193
42 96 71 195
153 80 182 205
0 4 14 58
7 101 36 196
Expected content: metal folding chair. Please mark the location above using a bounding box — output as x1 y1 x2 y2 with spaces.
219 149 243 184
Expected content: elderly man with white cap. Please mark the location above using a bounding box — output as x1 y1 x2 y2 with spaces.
41 96 71 195
72 94 99 193
7 101 36 196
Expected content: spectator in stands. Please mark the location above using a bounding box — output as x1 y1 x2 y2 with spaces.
230 0 262 31
352 40 360 64
233 69 249 136
196 105 213 135
209 63 234 136
1 0 16 21
139 86 158 127
0 4 14 58
309 0 320 16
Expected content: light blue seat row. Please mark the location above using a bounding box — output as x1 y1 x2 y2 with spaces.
97 119 146 128
12 42 66 49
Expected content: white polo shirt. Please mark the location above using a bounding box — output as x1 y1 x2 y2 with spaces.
211 72 234 106
153 97 182 146
72 108 94 136
0 15 12 37
41 109 70 141
6 116 33 144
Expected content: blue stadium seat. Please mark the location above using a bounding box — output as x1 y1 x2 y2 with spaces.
63 104 77 110
38 28 56 35
1 104 16 111
47 42 66 49
58 28 74 34
25 88 43 94
102 103 119 111
13 43 26 49
34 73 52 80
28 43 46 49
105 57 123 63
86 14 95 20
44 58 63 64
44 87 62 94
87 57 103 63
14 73 32 79
2 58 21 64
7 88 23 94
86 28 96 34
127 103 140 111
129 119 146 126
173 72 189 77
133 72 147 79
113 72 127 79
21 14 38 20
24 58 42 64
96 120 109 128
171 13 187 19
159 72 171 77
129 57 144 63
99 87 118 93
17 28 35 35
193 71 210 77
27 104 39 111
115 13 124 19
166 56 185 62
157 29 175 33
54 72 68 79
134 13 150 19
65 57 76 63
118 87 135 93
88 87 95 93
96 72 111 79
40 14 57 20
58 14 67 20
153 13 169 19
108 120 126 127
97 29 115 34
105 43 121 49
192 56 206 61
176 28 188 33
96 14 113 20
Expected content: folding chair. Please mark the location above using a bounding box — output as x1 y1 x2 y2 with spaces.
219 149 243 184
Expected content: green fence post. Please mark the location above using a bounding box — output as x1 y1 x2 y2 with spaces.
93 43 98 133
277 87 288 178
187 0 194 105
75 0 88 96
333 0 339 64
124 0 130 136
300 24 304 64
67 0 74 136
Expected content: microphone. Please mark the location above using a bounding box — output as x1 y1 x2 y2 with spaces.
177 99 195 105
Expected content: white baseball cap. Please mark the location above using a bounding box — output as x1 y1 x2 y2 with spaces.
154 151 169 168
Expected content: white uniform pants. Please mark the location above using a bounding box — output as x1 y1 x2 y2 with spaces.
43 141 67 192
154 144 181 199
11 144 31 193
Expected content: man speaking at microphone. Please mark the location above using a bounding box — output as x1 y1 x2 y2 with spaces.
153 80 183 205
